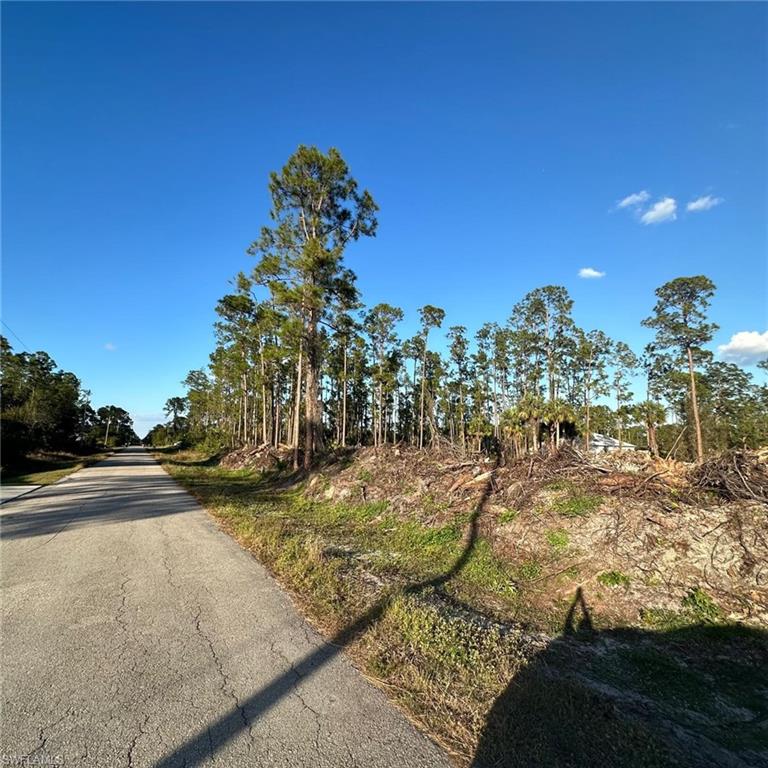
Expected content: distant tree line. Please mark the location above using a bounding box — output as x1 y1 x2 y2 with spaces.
0 336 139 461
150 146 768 463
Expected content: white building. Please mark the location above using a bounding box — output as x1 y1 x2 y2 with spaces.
589 433 636 452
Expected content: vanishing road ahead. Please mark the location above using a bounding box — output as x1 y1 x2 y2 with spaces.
1 448 450 767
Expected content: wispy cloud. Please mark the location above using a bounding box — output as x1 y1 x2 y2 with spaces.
616 190 650 209
641 197 677 225
687 195 723 212
578 267 605 279
718 331 768 365
104 342 117 351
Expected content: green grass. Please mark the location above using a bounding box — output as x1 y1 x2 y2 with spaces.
545 529 570 555
641 588 722 631
552 491 603 518
162 455 521 611
517 560 543 581
497 508 519 524
681 587 720 622
598 570 631 588
1 451 110 485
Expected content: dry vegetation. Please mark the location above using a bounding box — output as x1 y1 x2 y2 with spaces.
302 443 768 628
161 444 768 768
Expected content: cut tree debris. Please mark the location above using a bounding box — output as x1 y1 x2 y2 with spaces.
223 442 768 627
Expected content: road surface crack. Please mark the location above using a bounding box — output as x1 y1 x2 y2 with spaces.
193 605 254 749
24 708 74 762
159 519 182 591
126 713 150 767
114 575 133 671
116 577 132 631
268 638 323 755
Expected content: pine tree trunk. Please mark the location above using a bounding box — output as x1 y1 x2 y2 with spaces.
378 382 384 446
585 402 591 452
341 343 348 447
419 350 427 449
260 349 268 445
649 421 659 457
304 313 320 470
371 387 377 447
274 387 280 447
687 345 704 462
412 357 418 445
292 342 303 470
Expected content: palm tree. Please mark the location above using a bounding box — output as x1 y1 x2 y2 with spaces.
516 393 544 453
543 398 574 450
500 408 526 459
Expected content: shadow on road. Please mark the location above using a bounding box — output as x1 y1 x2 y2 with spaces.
0 448 206 540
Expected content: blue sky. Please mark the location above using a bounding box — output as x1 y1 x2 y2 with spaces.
3 2 767 438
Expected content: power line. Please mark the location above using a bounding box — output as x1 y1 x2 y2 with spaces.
1 319 32 352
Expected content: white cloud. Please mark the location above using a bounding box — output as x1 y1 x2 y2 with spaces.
579 267 605 279
104 342 117 351
687 195 723 212
717 331 768 365
617 190 650 209
641 197 677 225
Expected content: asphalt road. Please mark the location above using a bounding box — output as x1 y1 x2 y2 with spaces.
1 447 450 767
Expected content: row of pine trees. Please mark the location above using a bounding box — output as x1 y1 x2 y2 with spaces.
146 147 768 464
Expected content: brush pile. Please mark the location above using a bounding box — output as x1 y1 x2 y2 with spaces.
494 444 689 511
689 449 768 503
220 444 292 471
305 443 499 523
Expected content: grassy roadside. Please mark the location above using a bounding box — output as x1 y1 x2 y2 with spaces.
1 450 111 485
159 450 768 768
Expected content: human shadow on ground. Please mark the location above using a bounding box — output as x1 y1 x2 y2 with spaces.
471 588 768 768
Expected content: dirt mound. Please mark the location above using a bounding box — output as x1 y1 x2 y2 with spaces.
307 444 497 522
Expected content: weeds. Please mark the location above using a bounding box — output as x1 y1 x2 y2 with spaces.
545 529 569 555
497 508 519 524
552 491 603 518
642 587 721 630
598 570 631 588
681 587 720 622
518 560 542 581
